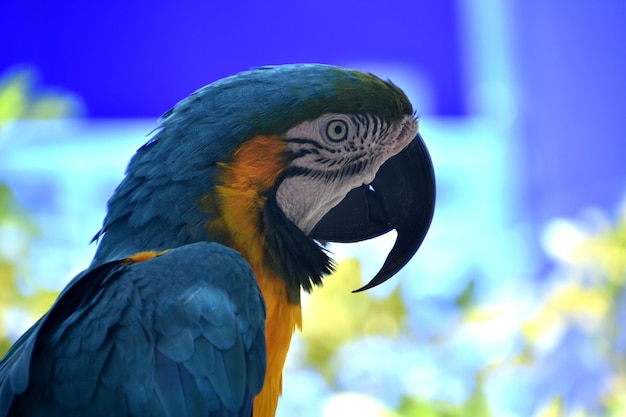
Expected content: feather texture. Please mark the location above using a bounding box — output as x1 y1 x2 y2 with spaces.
0 243 265 416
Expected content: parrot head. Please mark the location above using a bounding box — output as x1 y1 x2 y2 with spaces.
93 64 435 300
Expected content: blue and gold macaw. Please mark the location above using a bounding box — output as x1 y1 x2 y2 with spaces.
0 64 435 416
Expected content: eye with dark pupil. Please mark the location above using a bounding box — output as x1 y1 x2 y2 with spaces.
326 120 348 141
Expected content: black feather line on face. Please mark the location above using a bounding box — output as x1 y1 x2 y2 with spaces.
263 181 335 303
282 160 368 183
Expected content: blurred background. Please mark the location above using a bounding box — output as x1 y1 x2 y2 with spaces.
1 1 625 416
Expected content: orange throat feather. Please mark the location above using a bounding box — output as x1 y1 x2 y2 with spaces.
205 134 302 417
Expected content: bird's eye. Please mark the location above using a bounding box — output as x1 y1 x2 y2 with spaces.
325 120 348 142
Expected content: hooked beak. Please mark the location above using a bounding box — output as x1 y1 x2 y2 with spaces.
309 133 436 292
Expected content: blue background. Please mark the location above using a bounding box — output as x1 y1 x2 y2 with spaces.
4 1 624 225
2 1 464 116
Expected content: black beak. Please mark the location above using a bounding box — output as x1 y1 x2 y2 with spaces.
309 133 435 292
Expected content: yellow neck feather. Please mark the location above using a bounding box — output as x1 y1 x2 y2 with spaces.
206 135 301 417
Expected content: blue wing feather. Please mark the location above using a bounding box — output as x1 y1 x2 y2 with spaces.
0 242 266 417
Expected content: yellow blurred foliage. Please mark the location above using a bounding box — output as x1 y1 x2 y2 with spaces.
0 185 59 355
0 73 28 124
523 283 609 346
0 68 81 129
0 65 80 354
550 284 609 322
603 375 626 417
572 209 626 285
534 399 563 417
300 258 406 374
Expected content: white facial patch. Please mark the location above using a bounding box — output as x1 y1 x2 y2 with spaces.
276 113 418 234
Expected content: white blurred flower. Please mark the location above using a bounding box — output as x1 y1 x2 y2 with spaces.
541 218 587 262
323 392 394 417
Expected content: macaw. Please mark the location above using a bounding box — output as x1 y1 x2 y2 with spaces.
0 64 435 417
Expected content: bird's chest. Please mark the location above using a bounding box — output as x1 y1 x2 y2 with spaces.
252 268 302 417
